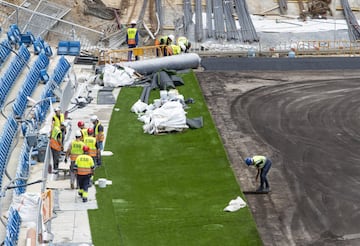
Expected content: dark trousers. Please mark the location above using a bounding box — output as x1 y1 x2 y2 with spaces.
260 159 272 189
128 44 138 61
51 148 60 170
77 175 91 198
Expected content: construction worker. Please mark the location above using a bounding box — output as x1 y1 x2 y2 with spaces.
65 130 85 189
74 145 95 203
245 156 272 192
49 124 63 172
52 107 66 145
166 44 182 56
177 36 191 53
126 20 139 61
154 36 162 57
90 115 105 151
163 34 174 56
77 120 88 140
84 128 100 166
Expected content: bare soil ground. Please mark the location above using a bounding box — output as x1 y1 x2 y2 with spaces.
196 70 360 246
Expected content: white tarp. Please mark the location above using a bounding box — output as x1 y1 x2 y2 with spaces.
102 64 136 87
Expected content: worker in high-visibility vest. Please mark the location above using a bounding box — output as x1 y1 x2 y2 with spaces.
90 115 104 168
52 106 66 145
177 36 191 53
154 35 173 57
90 115 105 151
65 130 85 189
75 145 95 203
77 120 88 140
163 34 174 56
166 44 182 56
126 20 139 61
84 128 100 166
49 124 63 172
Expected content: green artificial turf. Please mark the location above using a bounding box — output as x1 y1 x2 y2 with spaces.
89 70 261 246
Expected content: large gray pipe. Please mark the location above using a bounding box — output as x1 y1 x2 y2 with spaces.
121 53 201 75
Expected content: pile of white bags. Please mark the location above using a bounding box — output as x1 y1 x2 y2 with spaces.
132 90 189 134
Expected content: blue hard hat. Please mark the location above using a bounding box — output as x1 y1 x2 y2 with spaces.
245 157 253 166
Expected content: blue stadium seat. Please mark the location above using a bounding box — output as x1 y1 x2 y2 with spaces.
5 207 21 245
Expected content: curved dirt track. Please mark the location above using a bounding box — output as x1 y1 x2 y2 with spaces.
196 67 360 246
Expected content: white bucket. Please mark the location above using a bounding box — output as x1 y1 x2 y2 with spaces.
98 178 107 188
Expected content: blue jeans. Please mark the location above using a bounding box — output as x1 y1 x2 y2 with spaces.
260 159 272 189
128 45 139 61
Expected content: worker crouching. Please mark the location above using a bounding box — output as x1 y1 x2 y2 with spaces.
245 155 272 192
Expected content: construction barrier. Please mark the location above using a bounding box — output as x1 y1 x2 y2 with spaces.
98 45 167 64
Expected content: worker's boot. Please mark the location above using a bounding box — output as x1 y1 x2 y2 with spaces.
256 186 264 192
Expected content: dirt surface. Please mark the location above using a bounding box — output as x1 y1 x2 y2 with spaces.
196 69 360 246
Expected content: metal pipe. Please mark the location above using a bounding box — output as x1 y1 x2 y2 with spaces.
121 53 201 75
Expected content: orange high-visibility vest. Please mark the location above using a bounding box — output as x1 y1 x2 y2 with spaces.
50 126 62 151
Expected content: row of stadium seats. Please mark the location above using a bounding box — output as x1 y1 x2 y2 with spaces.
12 53 49 117
0 116 18 191
4 207 21 246
0 44 30 108
36 56 71 123
0 39 12 67
14 141 32 195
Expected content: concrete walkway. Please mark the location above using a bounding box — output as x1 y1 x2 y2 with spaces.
15 61 120 245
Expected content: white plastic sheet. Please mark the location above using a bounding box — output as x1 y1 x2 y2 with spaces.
223 196 247 212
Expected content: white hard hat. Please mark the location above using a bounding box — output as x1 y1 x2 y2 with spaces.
180 44 186 52
90 115 98 122
75 130 82 138
131 20 137 25
168 35 174 41
55 106 61 112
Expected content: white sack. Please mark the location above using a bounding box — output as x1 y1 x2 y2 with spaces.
102 64 135 87
143 101 188 134
11 193 41 226
131 99 148 114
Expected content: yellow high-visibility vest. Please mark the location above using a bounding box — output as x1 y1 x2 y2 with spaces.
84 136 97 157
70 140 85 161
127 28 137 45
75 154 94 175
53 113 64 128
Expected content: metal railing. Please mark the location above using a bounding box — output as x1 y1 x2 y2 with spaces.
97 40 360 65
98 45 167 64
